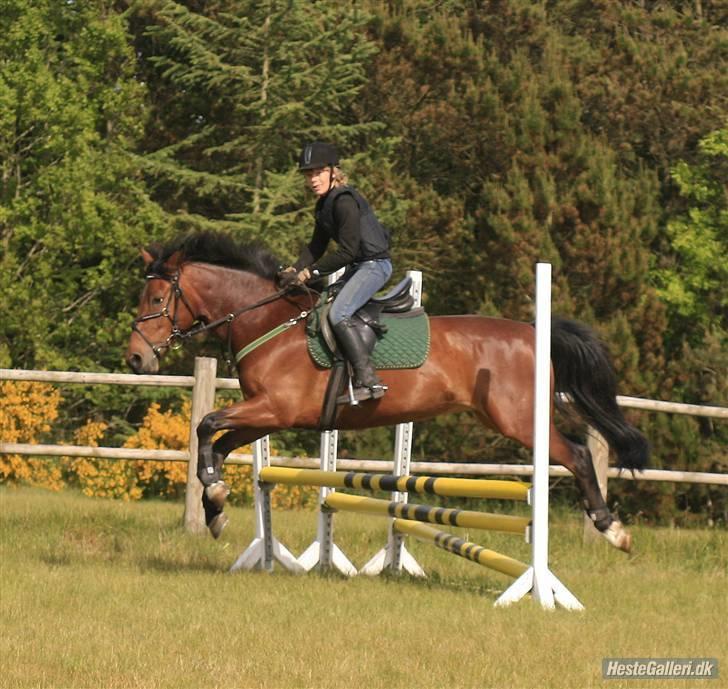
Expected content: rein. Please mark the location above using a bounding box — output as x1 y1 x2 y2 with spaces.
132 270 316 371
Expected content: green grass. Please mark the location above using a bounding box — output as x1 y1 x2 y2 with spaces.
1 487 726 689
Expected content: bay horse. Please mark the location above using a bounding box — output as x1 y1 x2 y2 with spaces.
125 232 648 553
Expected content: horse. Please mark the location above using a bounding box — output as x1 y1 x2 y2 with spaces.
125 231 648 552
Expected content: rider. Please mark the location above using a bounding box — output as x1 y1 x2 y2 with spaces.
278 141 392 401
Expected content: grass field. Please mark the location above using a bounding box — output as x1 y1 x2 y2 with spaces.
1 486 725 689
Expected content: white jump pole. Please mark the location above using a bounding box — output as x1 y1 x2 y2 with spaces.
361 270 425 577
230 436 303 573
298 269 357 576
494 262 584 611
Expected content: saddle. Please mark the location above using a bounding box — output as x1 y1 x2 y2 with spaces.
309 276 415 354
306 277 430 430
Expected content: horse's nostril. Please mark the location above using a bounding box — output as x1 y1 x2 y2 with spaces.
127 353 143 373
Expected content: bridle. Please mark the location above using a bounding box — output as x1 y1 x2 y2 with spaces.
131 272 196 358
131 269 315 366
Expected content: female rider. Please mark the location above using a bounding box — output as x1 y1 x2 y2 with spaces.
278 142 392 401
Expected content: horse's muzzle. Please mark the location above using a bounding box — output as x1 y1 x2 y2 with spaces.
126 350 159 374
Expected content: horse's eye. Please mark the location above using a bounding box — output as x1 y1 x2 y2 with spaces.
151 296 165 306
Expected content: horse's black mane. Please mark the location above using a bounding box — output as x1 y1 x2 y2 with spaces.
147 231 282 280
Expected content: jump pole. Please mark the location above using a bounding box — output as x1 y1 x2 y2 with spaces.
494 262 584 611
259 467 529 501
392 519 529 579
229 436 303 573
324 492 530 535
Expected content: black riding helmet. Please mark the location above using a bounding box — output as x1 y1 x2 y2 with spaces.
298 141 339 171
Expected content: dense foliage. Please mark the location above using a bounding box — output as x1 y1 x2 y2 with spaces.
1 0 725 523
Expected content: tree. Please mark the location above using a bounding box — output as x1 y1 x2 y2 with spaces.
132 0 382 257
654 125 728 340
0 0 171 445
0 0 165 372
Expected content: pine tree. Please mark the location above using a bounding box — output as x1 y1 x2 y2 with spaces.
134 0 381 254
358 1 683 489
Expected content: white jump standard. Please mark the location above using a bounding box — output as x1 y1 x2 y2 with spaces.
494 263 584 610
229 436 303 574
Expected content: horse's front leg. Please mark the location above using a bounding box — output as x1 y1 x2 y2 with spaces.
196 396 278 538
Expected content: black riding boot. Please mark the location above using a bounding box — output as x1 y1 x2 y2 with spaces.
332 318 387 400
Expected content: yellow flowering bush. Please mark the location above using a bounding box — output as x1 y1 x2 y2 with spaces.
121 398 317 509
0 381 64 490
67 420 142 501
1 381 317 509
270 480 319 510
123 401 192 498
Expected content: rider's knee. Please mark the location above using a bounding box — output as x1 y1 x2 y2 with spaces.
328 304 347 326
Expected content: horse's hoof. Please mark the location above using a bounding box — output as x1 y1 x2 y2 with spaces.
208 512 229 539
205 481 230 510
602 519 632 553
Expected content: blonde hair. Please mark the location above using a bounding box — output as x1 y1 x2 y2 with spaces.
332 166 349 186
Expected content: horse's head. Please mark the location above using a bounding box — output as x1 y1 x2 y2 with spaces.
125 248 197 374
126 231 296 374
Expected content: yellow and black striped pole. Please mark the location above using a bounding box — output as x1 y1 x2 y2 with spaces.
259 467 529 501
324 492 529 535
393 519 529 579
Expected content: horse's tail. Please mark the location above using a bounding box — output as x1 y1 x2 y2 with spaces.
550 317 649 471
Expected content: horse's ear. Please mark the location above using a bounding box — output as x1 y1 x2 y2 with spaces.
140 248 155 268
165 250 183 270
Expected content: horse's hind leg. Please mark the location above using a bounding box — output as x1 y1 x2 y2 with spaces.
476 397 631 553
549 431 632 553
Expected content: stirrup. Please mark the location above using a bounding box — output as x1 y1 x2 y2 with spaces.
336 382 387 406
368 383 387 400
336 386 373 405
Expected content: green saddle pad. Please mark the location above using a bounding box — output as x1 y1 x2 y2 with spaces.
308 309 430 369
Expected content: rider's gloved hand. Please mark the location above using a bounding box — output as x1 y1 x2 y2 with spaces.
295 267 312 285
275 266 298 288
276 266 312 288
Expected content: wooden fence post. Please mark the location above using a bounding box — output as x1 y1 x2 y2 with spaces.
184 356 218 534
583 426 609 543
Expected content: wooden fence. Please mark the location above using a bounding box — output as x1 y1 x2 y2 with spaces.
1 360 726 533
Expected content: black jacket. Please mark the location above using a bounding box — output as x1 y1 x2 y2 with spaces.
294 186 390 274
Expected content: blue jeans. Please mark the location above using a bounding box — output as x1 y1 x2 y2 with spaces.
329 259 393 325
